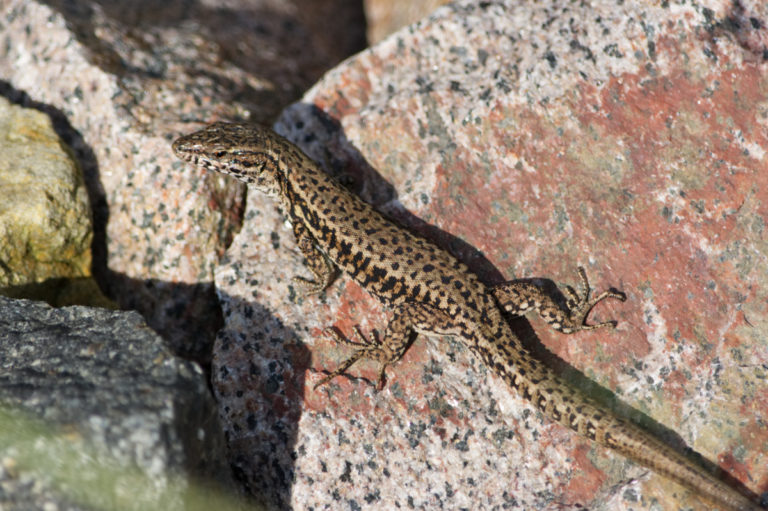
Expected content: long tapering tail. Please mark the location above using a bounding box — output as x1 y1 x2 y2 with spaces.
476 337 761 511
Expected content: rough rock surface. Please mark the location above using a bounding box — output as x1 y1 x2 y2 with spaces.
0 1 366 509
1 0 766 510
0 296 234 510
0 0 366 360
0 96 91 287
210 1 768 510
0 95 114 308
364 0 450 44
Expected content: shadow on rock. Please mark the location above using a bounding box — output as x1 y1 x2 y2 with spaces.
211 291 311 510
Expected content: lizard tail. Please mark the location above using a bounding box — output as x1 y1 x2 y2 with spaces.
476 339 761 511
596 417 761 511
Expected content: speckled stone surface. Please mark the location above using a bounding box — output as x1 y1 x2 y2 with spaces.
0 0 365 359
0 296 232 510
211 1 768 510
364 0 449 44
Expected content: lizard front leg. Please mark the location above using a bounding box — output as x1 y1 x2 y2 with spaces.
491 266 625 334
315 303 456 390
291 219 336 294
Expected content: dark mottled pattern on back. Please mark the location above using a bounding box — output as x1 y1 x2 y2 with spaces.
173 122 762 511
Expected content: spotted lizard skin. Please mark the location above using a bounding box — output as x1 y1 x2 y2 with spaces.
173 121 761 511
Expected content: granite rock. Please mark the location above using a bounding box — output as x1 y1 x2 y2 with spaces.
364 0 450 44
211 1 768 509
0 296 236 510
0 0 366 360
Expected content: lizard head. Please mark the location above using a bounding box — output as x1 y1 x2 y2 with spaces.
172 121 283 196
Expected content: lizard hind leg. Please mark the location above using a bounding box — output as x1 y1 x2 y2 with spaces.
314 307 416 391
491 266 626 334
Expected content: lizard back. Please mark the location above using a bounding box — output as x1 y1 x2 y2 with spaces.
173 122 763 511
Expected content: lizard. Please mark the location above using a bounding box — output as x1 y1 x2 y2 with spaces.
172 121 763 511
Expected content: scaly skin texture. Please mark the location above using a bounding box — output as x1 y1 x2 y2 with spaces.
173 121 762 511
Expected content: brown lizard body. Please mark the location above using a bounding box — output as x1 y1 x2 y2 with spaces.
173 121 762 511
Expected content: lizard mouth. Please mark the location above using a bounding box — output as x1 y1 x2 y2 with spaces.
172 134 223 174
171 136 200 161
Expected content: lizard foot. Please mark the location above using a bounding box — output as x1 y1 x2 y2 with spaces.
291 276 327 295
314 326 389 390
563 266 626 333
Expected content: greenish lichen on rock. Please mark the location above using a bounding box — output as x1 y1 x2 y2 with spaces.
0 96 92 287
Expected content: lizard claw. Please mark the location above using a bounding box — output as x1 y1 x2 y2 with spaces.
291 276 326 295
314 326 385 390
567 266 626 332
